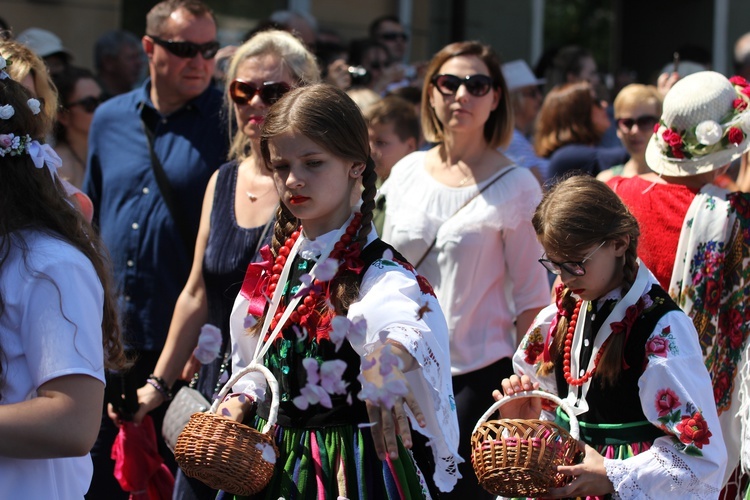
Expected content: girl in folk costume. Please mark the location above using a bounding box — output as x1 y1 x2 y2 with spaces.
497 175 726 499
217 83 461 499
609 71 750 498
0 60 126 496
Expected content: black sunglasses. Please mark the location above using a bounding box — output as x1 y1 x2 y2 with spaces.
149 35 219 60
431 74 495 97
379 32 408 42
617 115 659 132
229 80 291 106
66 95 103 113
538 241 606 276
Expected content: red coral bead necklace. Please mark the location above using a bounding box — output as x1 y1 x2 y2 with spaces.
562 299 611 386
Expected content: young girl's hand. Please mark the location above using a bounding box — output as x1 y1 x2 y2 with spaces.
361 343 426 461
545 443 614 498
491 374 541 419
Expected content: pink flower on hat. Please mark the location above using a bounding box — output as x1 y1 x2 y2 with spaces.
733 98 748 111
730 75 749 87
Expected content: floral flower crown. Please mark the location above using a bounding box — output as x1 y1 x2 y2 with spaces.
654 75 750 161
0 55 61 178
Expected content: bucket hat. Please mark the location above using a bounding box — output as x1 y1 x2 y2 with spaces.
646 71 750 176
501 60 545 92
16 28 72 60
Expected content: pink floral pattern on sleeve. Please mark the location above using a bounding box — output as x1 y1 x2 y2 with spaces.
656 396 713 457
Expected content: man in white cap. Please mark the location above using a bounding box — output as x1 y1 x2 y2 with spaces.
499 59 548 182
16 27 72 75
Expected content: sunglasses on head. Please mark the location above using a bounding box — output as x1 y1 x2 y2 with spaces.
379 32 408 42
149 35 220 59
431 74 495 97
617 115 659 132
229 80 291 106
66 95 103 113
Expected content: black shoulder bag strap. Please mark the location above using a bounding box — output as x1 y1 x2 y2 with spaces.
139 102 195 256
413 165 517 269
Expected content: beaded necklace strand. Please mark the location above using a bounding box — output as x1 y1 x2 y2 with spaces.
267 212 363 336
562 299 612 387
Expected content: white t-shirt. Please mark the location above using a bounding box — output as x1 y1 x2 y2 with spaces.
0 230 106 499
381 151 551 374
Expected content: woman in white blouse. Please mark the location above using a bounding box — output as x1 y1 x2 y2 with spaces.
380 40 551 498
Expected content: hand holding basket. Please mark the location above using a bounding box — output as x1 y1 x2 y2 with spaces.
471 390 582 497
174 362 280 496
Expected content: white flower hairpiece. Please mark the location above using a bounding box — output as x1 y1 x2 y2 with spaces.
27 98 41 115
0 104 14 120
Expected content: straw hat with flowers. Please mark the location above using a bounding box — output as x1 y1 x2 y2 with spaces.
646 71 750 176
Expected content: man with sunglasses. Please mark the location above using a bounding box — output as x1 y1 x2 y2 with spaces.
369 15 409 63
83 1 228 497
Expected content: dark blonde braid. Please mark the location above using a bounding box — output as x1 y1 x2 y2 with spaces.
270 204 299 259
354 157 377 248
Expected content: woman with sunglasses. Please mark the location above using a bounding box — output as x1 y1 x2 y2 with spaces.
129 30 319 499
381 40 551 498
536 81 628 181
596 84 662 183
52 66 103 188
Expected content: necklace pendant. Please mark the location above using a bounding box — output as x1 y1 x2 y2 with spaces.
246 191 258 202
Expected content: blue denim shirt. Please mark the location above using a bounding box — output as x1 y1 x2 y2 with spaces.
84 79 229 351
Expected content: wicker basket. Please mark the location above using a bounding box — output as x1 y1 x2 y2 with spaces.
471 390 581 497
174 362 280 496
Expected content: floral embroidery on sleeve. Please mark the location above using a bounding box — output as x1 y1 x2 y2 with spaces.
645 325 679 359
656 397 713 457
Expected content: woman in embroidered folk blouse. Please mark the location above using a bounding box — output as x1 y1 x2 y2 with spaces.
608 71 750 497
217 84 460 498
498 175 726 499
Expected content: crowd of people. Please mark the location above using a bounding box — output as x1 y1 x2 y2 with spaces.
2 0 750 498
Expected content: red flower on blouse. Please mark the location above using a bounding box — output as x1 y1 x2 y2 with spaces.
676 411 712 449
655 388 681 417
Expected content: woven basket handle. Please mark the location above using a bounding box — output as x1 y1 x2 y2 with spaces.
209 362 280 435
472 390 579 440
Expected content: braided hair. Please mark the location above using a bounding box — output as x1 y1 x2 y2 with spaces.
260 83 376 316
532 174 640 385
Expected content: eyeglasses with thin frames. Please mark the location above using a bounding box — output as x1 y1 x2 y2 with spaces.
148 36 220 60
538 241 607 276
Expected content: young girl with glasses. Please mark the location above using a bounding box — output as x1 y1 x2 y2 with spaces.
497 174 726 498
213 83 460 498
381 40 551 498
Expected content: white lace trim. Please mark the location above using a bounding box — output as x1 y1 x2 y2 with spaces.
605 444 721 499
385 324 462 492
